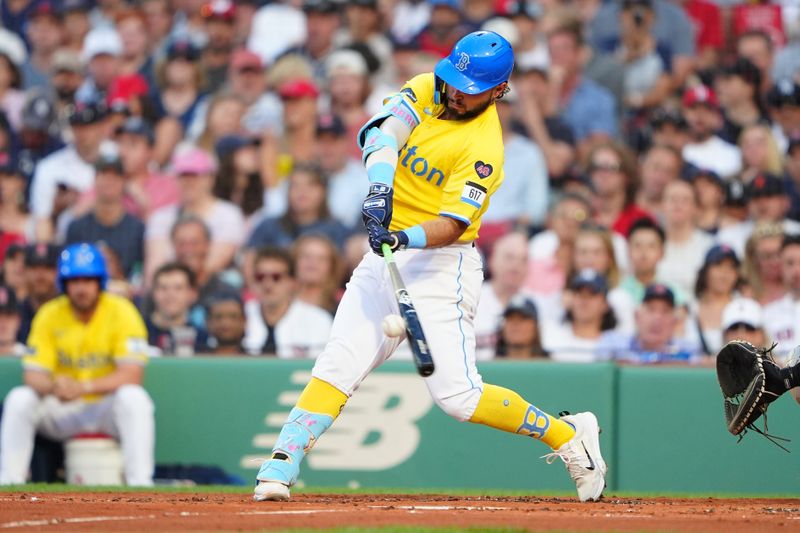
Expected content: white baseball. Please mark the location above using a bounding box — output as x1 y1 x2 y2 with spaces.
381 314 405 338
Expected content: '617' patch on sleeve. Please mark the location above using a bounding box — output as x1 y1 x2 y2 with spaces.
461 181 487 209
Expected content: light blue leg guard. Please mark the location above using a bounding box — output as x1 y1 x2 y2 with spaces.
255 407 334 486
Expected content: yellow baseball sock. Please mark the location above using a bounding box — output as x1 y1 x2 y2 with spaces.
469 384 575 450
296 377 349 419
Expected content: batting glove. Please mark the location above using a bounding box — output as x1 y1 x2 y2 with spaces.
361 184 393 229
367 222 408 256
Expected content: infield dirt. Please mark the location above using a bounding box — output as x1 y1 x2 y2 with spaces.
1 492 798 532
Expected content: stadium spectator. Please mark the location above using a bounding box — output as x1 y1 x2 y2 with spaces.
226 48 282 136
50 50 84 111
657 178 714 298
0 284 23 356
291 234 342 315
526 194 591 300
686 245 742 356
0 243 154 486
689 169 725 235
736 30 775 95
201 292 247 355
59 2 91 55
261 78 319 193
75 26 124 106
145 262 208 357
315 113 368 229
681 85 742 179
325 50 372 160
170 215 240 322
194 93 247 155
634 144 682 219
200 0 237 93
0 157 33 244
507 0 547 73
586 141 652 236
620 217 683 303
20 2 64 90
569 226 634 333
787 136 800 220
480 87 548 249
738 124 784 182
766 81 800 152
716 173 800 258
339 0 393 85
678 0 723 72
30 101 108 242
65 144 145 279
243 246 332 357
647 107 690 155
414 0 469 59
742 222 785 306
284 0 342 84
721 297 768 349
140 0 173 55
1 243 26 300
145 146 246 282
0 31 26 132
245 164 351 270
246 0 306 66
542 269 617 363
763 235 800 355
715 58 769 146
494 295 548 360
547 18 617 151
16 244 60 344
213 134 264 224
114 116 181 220
114 8 152 80
152 38 209 142
475 232 532 360
596 283 700 364
17 90 64 179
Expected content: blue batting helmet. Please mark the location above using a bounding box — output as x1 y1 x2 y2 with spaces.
434 31 515 95
57 243 108 292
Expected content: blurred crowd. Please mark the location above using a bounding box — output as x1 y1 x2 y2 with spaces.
0 0 799 363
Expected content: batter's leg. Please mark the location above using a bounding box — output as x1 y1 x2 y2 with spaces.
0 386 43 484
255 254 398 501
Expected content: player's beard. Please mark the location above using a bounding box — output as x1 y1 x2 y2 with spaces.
445 95 495 120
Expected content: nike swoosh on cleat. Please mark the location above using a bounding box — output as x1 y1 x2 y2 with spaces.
581 442 596 471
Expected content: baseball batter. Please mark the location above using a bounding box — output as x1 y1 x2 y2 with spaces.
254 31 607 502
0 243 154 486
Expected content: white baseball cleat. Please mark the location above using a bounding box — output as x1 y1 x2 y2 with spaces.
541 411 607 502
253 481 291 502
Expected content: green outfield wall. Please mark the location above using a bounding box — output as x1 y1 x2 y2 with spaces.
0 357 798 494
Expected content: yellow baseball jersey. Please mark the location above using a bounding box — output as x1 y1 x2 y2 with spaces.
23 293 148 400
388 73 505 243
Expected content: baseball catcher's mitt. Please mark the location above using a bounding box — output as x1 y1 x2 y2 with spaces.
716 340 791 451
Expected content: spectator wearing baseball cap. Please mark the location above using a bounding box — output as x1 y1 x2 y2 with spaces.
145 147 246 283
596 282 701 364
414 0 470 59
0 28 27 132
716 172 800 259
542 269 617 363
16 243 60 343
721 297 768 348
716 58 769 145
648 107 690 155
29 100 108 242
766 80 800 151
506 0 547 74
688 244 742 355
76 26 123 105
50 49 85 106
65 142 146 280
226 48 283 136
153 38 209 135
787 133 800 221
0 284 24 357
681 84 743 179
60 0 92 58
200 0 238 93
316 113 369 228
495 295 548 360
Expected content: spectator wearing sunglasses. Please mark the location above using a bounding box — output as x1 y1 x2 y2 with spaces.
721 297 768 349
243 246 332 357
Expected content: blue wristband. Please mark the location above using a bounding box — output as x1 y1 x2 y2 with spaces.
367 162 395 187
401 225 427 249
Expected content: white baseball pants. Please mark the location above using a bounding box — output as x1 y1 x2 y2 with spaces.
313 243 485 421
0 384 155 486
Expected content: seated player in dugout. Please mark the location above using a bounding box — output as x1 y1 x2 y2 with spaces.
253 31 608 503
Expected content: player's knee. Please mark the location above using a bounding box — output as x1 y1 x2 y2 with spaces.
113 384 154 415
4 386 41 414
432 388 482 422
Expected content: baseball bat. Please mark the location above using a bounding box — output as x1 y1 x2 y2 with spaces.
381 243 435 377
